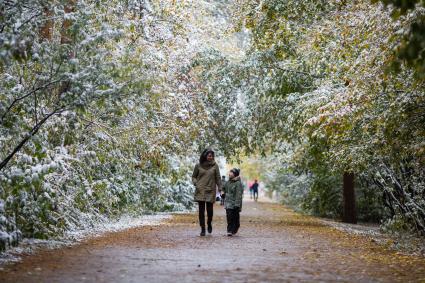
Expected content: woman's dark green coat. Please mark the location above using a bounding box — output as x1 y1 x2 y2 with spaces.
192 161 222 203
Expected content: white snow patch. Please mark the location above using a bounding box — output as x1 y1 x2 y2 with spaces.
0 214 170 265
64 213 170 241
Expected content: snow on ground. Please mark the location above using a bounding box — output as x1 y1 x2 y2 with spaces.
0 213 171 266
319 219 425 257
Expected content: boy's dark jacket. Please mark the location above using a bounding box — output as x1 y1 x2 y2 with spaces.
223 176 243 211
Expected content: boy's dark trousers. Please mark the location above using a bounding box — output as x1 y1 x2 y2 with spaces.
226 208 240 234
198 201 213 229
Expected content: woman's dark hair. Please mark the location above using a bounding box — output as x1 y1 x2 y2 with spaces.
199 149 215 164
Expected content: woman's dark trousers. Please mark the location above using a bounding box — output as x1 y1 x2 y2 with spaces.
226 208 240 234
198 201 213 229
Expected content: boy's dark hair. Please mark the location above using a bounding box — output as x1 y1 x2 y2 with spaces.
199 149 215 164
230 168 240 177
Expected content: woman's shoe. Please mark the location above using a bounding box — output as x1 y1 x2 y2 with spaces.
207 225 212 234
200 228 206 236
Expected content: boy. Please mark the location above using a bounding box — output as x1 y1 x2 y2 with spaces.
223 168 243 236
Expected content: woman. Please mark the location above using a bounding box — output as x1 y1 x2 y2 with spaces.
192 149 222 236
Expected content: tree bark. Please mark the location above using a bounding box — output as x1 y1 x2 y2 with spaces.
342 172 357 224
61 0 77 44
40 6 53 40
0 109 64 171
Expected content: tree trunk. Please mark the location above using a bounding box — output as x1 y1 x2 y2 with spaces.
40 6 53 40
61 0 77 44
342 172 357 224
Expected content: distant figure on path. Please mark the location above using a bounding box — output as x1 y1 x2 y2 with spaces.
250 180 259 201
220 175 226 206
192 149 222 236
223 168 243 236
248 180 253 199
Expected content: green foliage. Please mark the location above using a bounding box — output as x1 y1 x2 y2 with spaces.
373 0 424 15
220 0 425 234
373 0 425 79
395 15 425 79
0 0 223 248
302 174 342 218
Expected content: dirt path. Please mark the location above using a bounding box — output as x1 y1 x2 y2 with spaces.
1 200 425 282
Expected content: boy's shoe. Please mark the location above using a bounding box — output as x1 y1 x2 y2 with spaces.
208 224 212 234
227 232 232 236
